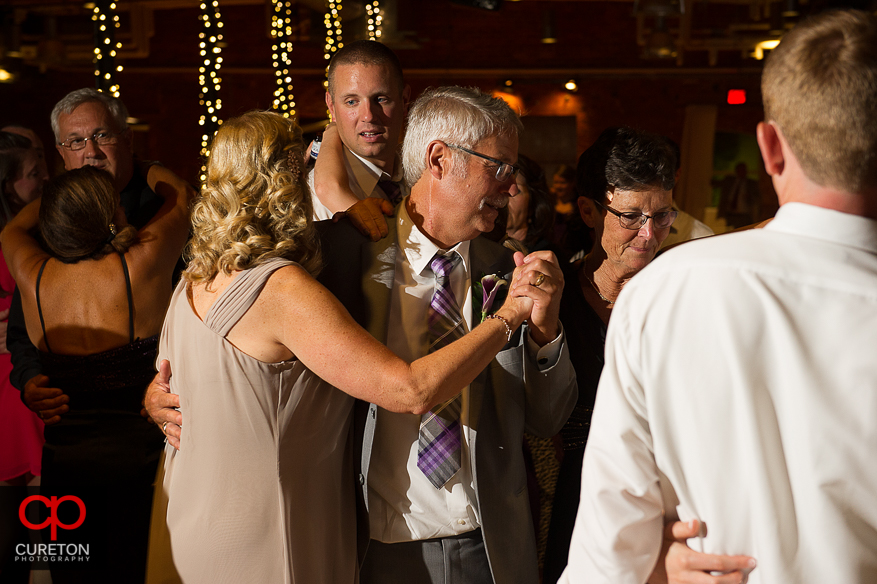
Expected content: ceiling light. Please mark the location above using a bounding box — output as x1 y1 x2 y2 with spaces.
642 15 677 59
752 39 780 60
541 11 557 44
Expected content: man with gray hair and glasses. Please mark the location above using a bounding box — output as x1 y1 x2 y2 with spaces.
562 9 877 583
343 86 575 584
9 88 191 423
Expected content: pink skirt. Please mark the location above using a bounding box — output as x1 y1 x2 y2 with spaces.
0 251 44 481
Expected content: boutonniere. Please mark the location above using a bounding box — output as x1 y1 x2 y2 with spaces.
472 273 508 323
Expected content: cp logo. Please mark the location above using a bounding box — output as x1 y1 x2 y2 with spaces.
19 495 86 541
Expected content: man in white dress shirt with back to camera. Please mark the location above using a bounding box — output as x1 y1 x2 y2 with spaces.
562 9 877 584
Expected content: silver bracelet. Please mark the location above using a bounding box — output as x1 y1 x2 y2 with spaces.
485 314 513 341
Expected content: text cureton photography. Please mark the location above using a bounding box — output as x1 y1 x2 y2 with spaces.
15 543 90 563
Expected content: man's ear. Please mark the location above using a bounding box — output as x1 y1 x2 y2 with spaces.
426 140 448 180
757 121 784 178
325 92 335 120
578 196 599 228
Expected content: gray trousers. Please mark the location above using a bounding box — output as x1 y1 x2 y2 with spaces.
360 528 493 584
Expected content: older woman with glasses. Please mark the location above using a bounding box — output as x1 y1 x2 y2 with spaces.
542 126 679 582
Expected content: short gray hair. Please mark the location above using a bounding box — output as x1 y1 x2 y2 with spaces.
401 86 523 188
50 89 128 142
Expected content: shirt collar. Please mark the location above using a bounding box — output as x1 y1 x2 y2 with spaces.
767 202 877 255
345 147 404 194
397 199 471 277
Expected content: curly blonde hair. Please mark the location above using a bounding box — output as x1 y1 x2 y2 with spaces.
185 110 321 284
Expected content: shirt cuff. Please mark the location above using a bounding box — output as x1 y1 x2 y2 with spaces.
525 322 564 371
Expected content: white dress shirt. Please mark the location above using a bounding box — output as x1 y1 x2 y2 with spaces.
309 147 403 220
562 203 877 584
369 202 564 543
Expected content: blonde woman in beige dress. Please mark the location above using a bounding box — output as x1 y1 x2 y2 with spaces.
147 111 537 584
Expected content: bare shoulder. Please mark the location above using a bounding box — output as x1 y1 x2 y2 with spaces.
7 249 50 294
261 263 322 297
257 263 338 317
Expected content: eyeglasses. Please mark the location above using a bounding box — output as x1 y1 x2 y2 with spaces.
58 130 125 151
594 199 678 230
446 143 519 182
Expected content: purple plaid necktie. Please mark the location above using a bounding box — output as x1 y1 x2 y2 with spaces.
417 250 465 489
378 177 403 207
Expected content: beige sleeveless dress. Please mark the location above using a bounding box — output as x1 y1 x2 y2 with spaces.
147 258 357 583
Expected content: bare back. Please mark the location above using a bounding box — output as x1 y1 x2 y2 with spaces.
21 249 173 355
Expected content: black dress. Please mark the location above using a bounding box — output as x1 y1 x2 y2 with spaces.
35 253 163 583
542 261 607 584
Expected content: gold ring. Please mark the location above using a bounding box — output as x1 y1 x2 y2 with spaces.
534 272 546 287
162 421 169 433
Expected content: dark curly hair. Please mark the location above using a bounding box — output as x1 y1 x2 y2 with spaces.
576 126 677 202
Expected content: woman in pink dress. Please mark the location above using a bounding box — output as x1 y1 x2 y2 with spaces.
0 131 47 486
0 130 48 583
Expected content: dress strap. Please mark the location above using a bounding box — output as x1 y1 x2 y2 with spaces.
35 257 53 354
118 251 135 343
203 258 297 338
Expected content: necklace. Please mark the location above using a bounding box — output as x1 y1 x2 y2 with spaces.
581 258 615 308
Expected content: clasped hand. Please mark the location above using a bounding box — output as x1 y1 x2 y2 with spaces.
505 250 564 347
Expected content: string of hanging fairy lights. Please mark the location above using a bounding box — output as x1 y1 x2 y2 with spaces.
92 1 123 97
323 0 343 89
365 1 382 41
198 0 224 181
272 0 296 118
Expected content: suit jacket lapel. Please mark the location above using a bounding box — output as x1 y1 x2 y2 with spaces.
466 236 513 433
469 236 514 291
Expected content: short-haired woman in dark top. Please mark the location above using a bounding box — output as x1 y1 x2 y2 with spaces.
543 127 679 582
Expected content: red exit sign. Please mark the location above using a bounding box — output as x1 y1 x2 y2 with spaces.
727 89 747 105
